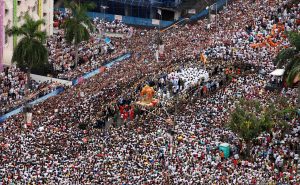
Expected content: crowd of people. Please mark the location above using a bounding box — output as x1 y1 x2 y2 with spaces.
0 66 59 116
0 0 300 184
47 26 128 80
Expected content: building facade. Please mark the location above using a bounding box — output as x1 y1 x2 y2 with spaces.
0 0 53 69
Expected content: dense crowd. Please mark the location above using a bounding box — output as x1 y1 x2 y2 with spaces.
0 0 300 184
47 26 128 80
0 66 59 116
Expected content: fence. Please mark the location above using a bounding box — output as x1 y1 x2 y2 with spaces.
0 87 65 123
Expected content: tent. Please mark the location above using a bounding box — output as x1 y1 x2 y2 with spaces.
270 69 285 76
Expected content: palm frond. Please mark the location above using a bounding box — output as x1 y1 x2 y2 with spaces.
286 61 300 85
288 31 300 51
8 13 48 72
63 1 94 45
274 48 297 67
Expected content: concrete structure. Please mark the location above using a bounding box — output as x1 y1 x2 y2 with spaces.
1 0 53 68
0 0 4 71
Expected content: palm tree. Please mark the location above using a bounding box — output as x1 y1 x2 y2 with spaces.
7 14 48 90
274 31 300 108
7 14 48 129
63 1 95 67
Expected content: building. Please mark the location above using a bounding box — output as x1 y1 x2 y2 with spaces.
0 0 54 69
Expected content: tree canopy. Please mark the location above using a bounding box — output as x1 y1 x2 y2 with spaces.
274 31 300 86
7 14 49 74
63 1 95 66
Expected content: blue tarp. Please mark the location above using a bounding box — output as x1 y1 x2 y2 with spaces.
104 37 111 44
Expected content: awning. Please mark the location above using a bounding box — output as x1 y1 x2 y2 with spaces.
270 69 285 76
5 1 13 10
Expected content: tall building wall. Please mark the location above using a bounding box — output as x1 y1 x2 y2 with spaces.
0 0 4 71
1 0 53 66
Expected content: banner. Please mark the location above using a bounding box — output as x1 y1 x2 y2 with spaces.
115 15 122 21
152 19 160 25
26 112 32 124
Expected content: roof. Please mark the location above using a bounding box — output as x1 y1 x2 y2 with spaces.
270 69 285 76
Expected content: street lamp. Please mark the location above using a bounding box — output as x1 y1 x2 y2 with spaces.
100 5 109 21
206 6 211 24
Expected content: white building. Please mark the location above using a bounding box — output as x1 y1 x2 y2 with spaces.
1 0 53 68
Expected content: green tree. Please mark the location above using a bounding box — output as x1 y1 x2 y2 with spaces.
63 1 95 67
7 14 48 90
228 100 274 157
274 31 300 108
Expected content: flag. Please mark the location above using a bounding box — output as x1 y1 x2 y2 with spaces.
157 9 162 15
78 76 84 84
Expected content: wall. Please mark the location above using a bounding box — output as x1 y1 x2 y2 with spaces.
30 74 73 86
0 0 4 71
86 11 174 28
